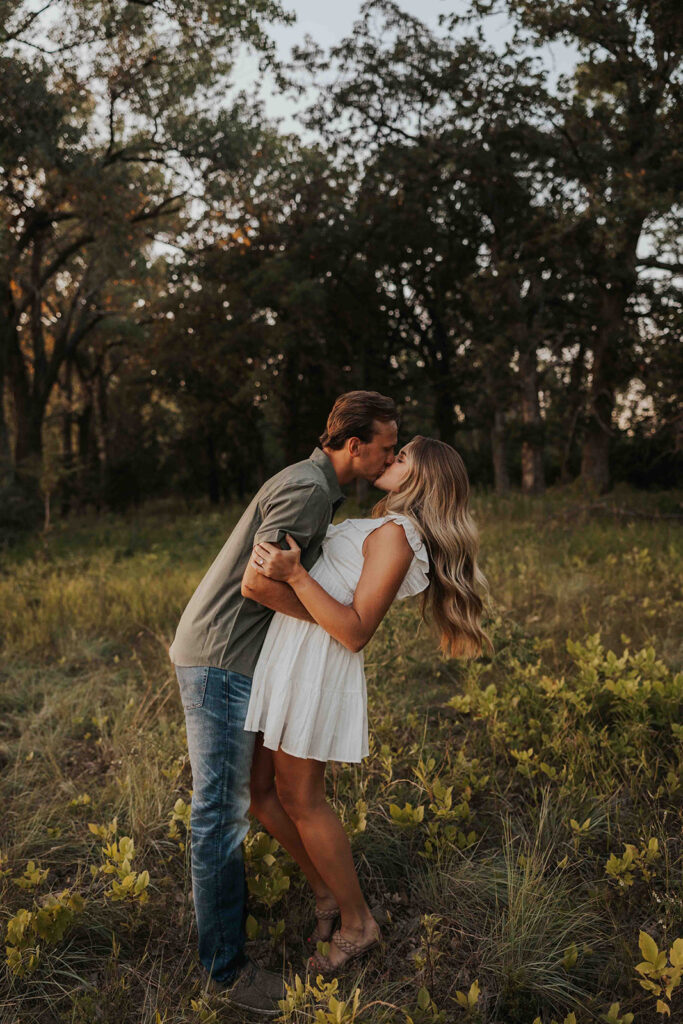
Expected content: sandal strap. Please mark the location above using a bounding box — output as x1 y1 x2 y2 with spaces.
309 929 381 977
314 906 340 920
310 950 333 973
331 928 379 957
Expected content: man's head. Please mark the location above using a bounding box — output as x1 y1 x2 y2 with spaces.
320 391 398 484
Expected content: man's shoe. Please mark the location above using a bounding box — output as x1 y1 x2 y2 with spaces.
253 964 288 1001
219 960 286 1016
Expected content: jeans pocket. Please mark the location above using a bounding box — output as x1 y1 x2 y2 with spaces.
176 665 210 709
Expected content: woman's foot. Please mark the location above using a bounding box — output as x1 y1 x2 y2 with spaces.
306 893 340 946
308 918 382 975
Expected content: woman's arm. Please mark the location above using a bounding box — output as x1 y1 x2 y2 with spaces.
241 559 314 622
251 522 414 652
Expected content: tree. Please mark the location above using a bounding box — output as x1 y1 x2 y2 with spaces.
486 0 683 491
290 0 584 491
0 0 290 510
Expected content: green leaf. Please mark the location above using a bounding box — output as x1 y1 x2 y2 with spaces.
639 930 660 965
669 937 683 969
417 988 431 1010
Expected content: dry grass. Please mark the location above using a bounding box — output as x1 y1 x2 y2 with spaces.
0 487 681 1023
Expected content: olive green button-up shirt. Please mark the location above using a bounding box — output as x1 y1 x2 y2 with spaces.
169 448 345 677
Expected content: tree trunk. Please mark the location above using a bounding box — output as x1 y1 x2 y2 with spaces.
580 289 626 494
490 407 510 494
61 360 75 515
8 306 45 499
76 385 98 508
0 379 12 487
580 332 616 493
0 285 41 525
559 342 586 483
518 348 545 494
0 288 12 487
95 366 109 510
13 399 44 481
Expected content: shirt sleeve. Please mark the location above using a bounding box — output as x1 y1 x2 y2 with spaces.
254 483 331 551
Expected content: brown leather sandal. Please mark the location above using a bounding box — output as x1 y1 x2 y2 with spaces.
306 905 340 946
308 926 383 976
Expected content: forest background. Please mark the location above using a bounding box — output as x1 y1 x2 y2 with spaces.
2 4 683 1023
1 0 681 532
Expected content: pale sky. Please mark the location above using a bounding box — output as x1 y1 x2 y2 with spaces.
233 0 580 132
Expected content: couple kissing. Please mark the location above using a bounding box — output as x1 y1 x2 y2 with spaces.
169 390 488 1015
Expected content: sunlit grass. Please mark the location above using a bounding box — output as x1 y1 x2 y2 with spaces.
1 487 681 1022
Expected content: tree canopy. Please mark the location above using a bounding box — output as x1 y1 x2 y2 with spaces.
1 0 680 528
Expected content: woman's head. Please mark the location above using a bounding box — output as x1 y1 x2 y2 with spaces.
373 436 490 660
373 436 470 509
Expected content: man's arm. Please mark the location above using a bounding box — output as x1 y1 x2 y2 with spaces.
240 561 314 621
241 481 330 620
252 524 414 651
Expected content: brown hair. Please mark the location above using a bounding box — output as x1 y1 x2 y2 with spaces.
373 436 491 659
319 391 398 450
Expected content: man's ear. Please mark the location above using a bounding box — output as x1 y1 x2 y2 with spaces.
347 436 362 457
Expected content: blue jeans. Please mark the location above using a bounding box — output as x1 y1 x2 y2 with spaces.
175 665 256 984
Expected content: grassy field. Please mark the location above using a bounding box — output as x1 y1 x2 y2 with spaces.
1 488 682 1024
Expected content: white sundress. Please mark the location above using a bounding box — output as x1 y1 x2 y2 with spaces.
243 514 430 763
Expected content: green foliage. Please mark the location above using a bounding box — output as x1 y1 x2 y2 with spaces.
5 891 85 977
531 1014 579 1024
634 930 683 1017
405 987 446 1024
389 802 425 828
343 798 368 838
245 831 291 908
603 1004 634 1024
412 914 446 987
605 838 661 890
168 796 192 851
13 861 50 890
454 979 480 1015
278 974 364 1024
0 495 680 1021
90 830 150 904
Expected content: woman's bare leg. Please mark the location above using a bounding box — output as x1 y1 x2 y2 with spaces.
272 747 379 969
249 733 338 934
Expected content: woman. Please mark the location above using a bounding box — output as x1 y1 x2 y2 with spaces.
244 436 489 975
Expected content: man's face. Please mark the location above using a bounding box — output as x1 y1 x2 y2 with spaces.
351 419 398 482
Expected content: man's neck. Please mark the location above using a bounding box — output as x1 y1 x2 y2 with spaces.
321 446 356 486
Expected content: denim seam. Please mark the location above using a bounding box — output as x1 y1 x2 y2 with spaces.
199 665 209 707
213 667 231 980
193 665 209 708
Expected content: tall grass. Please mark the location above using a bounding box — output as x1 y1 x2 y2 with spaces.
1 487 681 1023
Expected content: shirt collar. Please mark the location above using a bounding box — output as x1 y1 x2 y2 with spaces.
309 447 345 509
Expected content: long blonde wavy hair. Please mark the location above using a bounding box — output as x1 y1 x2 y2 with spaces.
373 436 491 659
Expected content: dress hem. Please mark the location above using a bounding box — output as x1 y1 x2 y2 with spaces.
255 730 368 765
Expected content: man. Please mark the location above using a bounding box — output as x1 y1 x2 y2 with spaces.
170 390 398 1015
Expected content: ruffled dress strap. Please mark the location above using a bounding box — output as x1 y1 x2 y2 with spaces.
382 514 430 599
349 514 430 599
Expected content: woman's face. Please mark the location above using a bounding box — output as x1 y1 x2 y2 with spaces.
373 443 413 492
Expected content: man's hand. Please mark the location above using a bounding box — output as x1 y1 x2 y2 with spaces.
251 534 302 583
